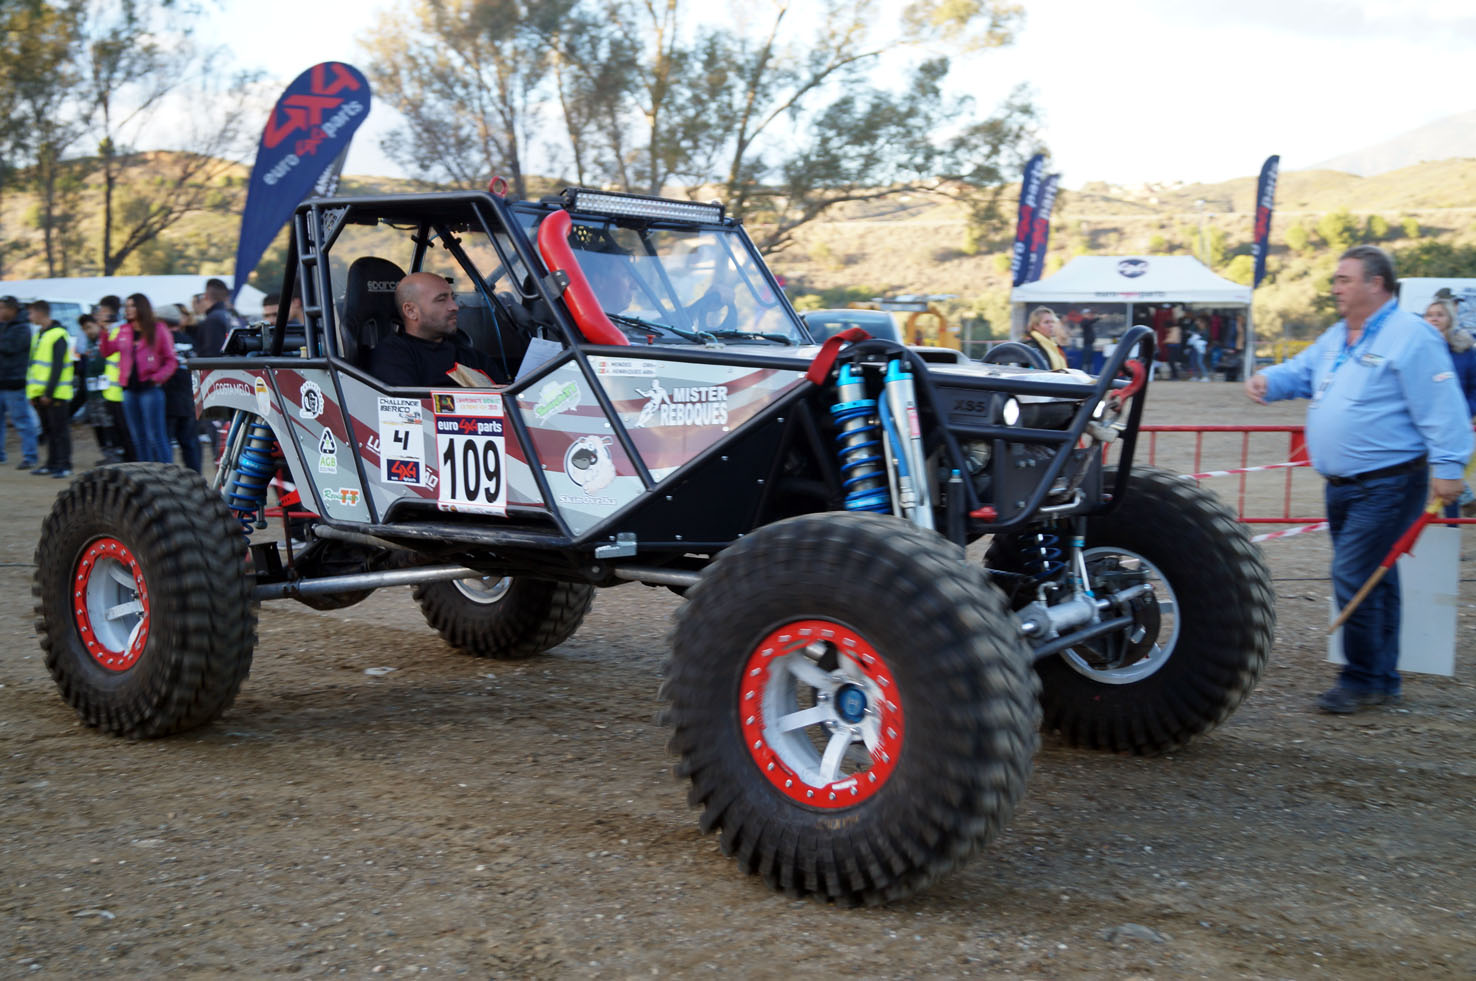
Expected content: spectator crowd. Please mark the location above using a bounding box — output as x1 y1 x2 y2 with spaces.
0 278 247 476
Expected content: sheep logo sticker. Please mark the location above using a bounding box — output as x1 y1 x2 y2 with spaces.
564 435 615 492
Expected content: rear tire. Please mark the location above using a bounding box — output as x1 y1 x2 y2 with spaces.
664 512 1039 905
1024 466 1274 754
412 576 594 658
33 464 258 737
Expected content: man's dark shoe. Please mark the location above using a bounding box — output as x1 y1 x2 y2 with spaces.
50 468 71 479
1316 686 1396 714
30 466 53 476
17 461 33 470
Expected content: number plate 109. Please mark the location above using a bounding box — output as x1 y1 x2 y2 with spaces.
435 415 506 515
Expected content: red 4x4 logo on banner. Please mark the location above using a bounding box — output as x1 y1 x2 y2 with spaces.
231 62 372 305
263 63 364 153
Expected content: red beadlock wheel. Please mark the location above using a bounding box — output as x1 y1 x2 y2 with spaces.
665 511 1040 905
739 619 903 808
72 537 150 672
35 464 258 737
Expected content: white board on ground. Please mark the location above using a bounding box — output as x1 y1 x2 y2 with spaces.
1327 524 1461 677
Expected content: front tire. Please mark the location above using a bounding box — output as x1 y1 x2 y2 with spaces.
33 464 258 737
663 512 1039 905
1029 466 1274 753
412 576 594 658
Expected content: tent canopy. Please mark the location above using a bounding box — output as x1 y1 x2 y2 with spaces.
1011 255 1251 307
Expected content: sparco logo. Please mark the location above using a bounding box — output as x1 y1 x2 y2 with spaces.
367 280 399 291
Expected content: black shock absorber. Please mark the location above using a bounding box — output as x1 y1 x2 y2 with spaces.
224 416 280 534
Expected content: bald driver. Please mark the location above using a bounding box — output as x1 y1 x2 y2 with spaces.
367 272 508 387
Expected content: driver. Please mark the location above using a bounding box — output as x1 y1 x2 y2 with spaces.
368 272 508 387
582 257 637 315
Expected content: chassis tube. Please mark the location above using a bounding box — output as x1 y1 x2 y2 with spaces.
254 563 484 601
611 566 703 588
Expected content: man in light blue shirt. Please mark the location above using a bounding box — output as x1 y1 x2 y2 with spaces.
1246 245 1471 713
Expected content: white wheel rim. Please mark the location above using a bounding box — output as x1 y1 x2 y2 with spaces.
452 576 513 605
1060 547 1179 685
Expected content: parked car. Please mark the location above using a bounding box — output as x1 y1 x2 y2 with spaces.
16 296 87 353
800 308 900 343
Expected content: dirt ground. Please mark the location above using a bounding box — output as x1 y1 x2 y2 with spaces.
2 380 1473 979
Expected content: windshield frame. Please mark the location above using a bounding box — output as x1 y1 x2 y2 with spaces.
511 203 814 348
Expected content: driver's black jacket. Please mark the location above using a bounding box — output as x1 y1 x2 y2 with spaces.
367 331 509 387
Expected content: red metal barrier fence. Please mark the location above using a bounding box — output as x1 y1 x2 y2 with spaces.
1117 425 1475 541
1135 425 1319 525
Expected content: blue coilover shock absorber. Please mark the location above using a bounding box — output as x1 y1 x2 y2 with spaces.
1020 530 1065 581
225 416 279 534
829 362 890 512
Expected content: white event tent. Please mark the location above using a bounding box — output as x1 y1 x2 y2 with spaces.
1011 255 1250 324
1010 255 1254 374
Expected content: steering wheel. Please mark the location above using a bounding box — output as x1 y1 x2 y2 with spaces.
686 288 739 334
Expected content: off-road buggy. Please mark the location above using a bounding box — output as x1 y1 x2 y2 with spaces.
34 186 1274 905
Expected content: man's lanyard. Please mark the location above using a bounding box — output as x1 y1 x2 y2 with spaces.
1314 299 1395 403
1328 299 1396 376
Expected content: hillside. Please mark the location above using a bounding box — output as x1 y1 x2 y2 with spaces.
1312 107 1476 176
767 159 1476 341
6 154 1476 342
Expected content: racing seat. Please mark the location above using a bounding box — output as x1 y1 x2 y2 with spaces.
339 256 406 369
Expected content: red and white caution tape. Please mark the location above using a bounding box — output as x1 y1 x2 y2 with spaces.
1181 460 1311 481
1251 521 1328 543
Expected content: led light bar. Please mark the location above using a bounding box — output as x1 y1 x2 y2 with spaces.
566 188 724 224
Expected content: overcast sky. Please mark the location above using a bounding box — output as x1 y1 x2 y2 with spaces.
200 0 1476 189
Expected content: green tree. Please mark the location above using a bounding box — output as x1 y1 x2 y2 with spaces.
1315 208 1359 252
1204 226 1228 267
1394 241 1476 278
364 0 1038 252
1 1 87 277
1401 216 1420 238
1223 253 1254 285
1365 213 1389 240
365 0 580 200
81 0 258 275
1284 222 1311 254
547 3 641 187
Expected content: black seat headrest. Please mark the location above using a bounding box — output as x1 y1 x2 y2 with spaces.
340 257 406 366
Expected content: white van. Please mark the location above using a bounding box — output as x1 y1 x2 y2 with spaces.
1399 277 1476 331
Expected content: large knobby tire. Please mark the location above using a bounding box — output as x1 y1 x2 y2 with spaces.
412 575 594 659
663 511 1040 906
32 464 258 738
1029 466 1274 754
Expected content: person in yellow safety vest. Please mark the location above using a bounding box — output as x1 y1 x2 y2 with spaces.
77 314 127 464
95 300 135 462
26 299 74 477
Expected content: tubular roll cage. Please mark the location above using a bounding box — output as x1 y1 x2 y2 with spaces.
197 188 1153 566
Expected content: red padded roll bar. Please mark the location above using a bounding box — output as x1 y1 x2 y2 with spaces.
535 210 630 346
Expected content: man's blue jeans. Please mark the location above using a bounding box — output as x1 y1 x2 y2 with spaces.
0 387 39 464
1325 467 1429 695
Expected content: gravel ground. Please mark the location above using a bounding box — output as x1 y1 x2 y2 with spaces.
2 380 1473 979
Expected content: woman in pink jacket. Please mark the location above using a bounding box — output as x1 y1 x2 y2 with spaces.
99 293 178 463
